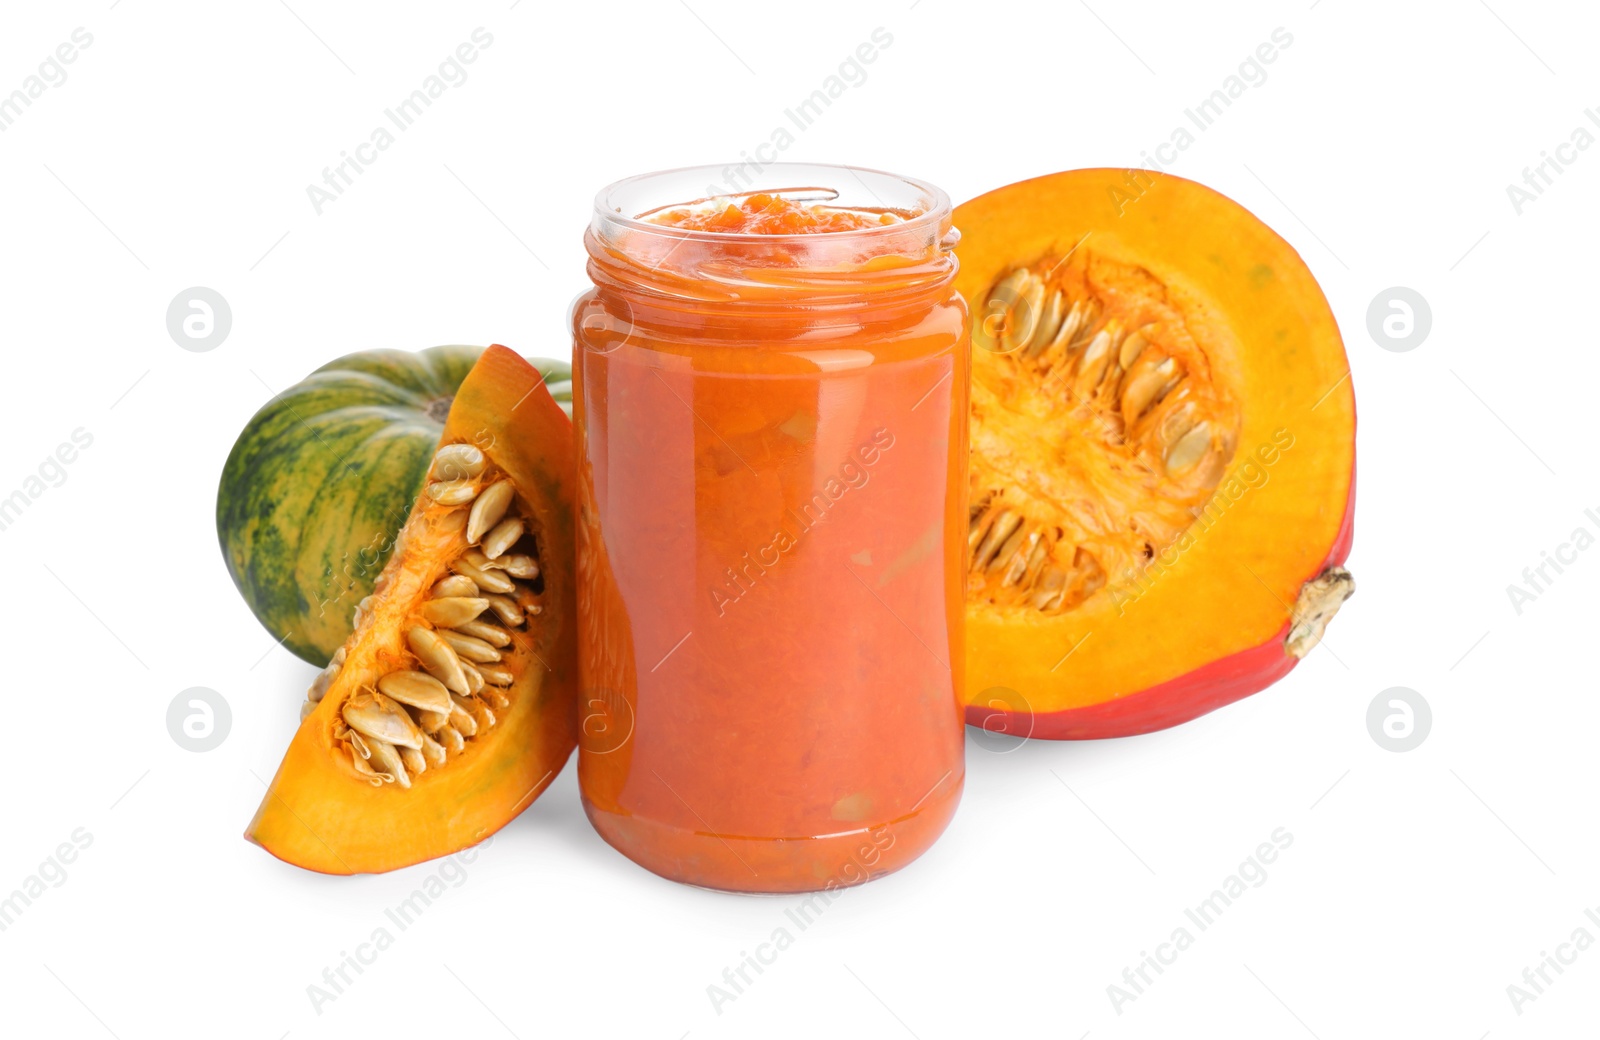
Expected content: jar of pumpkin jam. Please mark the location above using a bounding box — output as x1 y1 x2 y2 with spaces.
573 164 967 893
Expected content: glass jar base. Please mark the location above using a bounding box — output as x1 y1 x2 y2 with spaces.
580 777 963 895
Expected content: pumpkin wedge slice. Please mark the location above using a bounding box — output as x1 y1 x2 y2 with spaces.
247 346 578 873
957 170 1356 739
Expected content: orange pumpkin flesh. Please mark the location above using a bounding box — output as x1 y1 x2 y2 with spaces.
957 170 1356 739
246 347 578 873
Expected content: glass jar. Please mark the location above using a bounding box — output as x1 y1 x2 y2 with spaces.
573 164 968 893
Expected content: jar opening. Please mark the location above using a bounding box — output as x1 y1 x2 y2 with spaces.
588 163 957 303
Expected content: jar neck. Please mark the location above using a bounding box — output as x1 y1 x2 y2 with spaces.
584 222 959 320
584 166 959 324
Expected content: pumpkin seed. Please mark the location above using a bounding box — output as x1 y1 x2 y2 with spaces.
466 697 496 731
447 696 479 738
342 690 424 750
1118 329 1147 369
500 554 540 580
482 517 525 560
478 664 514 687
1001 271 1045 354
1000 529 1043 587
481 688 510 710
467 480 515 543
308 667 335 703
407 626 469 697
986 268 1031 353
366 737 410 789
1031 569 1068 611
1073 327 1114 398
1038 298 1091 362
968 501 999 553
972 511 1021 571
416 708 450 734
454 618 511 648
1120 355 1179 425
347 743 386 786
422 596 490 629
483 593 524 626
440 630 502 664
451 558 515 594
988 522 1029 574
426 479 479 506
1030 291 1066 356
437 725 465 755
399 745 427 776
419 732 447 768
432 443 486 481
375 671 453 715
458 658 486 694
432 575 479 599
1164 422 1212 475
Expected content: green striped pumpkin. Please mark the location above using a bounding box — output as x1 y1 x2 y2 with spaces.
216 346 572 666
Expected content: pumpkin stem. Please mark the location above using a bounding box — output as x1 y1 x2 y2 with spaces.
424 395 454 423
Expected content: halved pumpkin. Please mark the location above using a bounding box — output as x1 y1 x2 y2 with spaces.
958 170 1356 739
246 347 578 873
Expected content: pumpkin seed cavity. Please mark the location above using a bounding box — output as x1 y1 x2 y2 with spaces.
303 441 544 788
969 251 1242 615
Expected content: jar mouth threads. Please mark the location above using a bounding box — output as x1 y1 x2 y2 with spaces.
595 163 951 244
588 163 957 305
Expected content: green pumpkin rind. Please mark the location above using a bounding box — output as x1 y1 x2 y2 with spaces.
216 346 572 667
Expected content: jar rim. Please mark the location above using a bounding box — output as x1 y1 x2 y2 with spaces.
591 162 953 247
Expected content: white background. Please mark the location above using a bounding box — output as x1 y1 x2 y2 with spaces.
1 1 1595 1036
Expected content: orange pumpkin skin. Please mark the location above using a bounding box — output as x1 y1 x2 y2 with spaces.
956 170 1357 740
246 347 578 874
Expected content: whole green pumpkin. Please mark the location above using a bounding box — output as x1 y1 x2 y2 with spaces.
216 346 572 666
